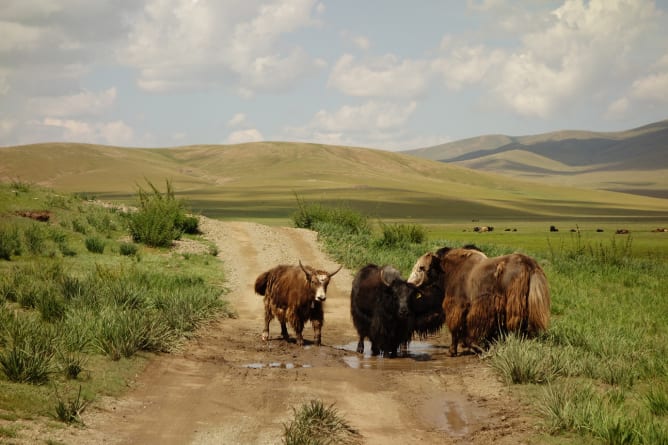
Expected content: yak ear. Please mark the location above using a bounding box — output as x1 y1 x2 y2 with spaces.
380 265 401 286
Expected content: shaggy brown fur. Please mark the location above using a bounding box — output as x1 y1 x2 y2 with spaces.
410 247 550 356
254 261 341 346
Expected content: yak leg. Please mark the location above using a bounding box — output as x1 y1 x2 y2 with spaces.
311 319 322 346
449 328 460 357
356 337 365 354
262 300 274 341
370 342 380 356
280 320 289 341
293 319 305 346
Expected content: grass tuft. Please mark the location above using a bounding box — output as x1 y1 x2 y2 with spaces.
282 400 362 445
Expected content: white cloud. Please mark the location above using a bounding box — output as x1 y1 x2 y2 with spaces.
489 0 661 117
0 119 17 140
227 113 247 128
119 0 323 94
28 88 117 117
42 117 134 146
629 72 668 102
226 128 264 144
329 54 431 98
433 45 505 91
282 100 419 149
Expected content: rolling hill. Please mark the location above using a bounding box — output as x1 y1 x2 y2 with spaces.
403 120 668 198
1 141 667 223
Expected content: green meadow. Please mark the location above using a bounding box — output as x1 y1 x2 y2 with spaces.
1 141 668 444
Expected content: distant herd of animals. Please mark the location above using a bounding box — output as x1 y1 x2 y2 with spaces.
254 245 552 358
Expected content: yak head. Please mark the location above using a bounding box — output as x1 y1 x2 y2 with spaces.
380 265 419 318
407 252 442 287
299 260 342 302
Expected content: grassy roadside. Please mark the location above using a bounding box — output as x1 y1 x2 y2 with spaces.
293 199 668 444
0 181 232 440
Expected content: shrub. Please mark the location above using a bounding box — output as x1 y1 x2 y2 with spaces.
0 222 22 260
374 222 426 248
178 215 200 235
119 242 138 256
84 237 105 253
0 315 56 384
282 400 362 445
127 180 188 247
292 195 369 236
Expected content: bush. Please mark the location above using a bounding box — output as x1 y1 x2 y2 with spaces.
0 222 23 260
374 222 426 248
127 180 189 247
119 242 138 256
85 237 105 253
0 315 56 384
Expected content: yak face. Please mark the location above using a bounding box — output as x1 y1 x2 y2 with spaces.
391 281 419 318
407 252 439 287
299 260 342 302
380 265 418 318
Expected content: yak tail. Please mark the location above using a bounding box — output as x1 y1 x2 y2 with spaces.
526 267 551 335
254 271 269 296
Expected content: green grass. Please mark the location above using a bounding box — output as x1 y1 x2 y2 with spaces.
0 181 231 434
294 201 668 445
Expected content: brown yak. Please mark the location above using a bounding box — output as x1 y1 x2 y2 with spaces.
408 246 550 356
254 261 342 346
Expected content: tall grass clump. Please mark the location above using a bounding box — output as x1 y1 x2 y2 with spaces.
0 222 22 260
291 199 431 275
282 400 362 445
374 222 426 248
127 180 194 247
0 314 57 384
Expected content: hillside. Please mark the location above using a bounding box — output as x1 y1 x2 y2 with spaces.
1 141 667 222
403 120 668 198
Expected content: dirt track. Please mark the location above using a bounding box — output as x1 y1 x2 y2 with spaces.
60 218 536 445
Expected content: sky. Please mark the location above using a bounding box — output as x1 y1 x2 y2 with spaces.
1 0 667 151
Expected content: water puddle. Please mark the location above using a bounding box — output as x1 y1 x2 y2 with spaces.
338 340 452 370
242 362 312 369
419 392 487 436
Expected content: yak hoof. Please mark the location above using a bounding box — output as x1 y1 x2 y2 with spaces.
261 331 269 341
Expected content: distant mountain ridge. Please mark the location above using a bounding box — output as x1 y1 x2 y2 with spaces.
403 120 668 198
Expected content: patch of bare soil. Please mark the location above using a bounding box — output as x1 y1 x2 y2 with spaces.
35 218 538 445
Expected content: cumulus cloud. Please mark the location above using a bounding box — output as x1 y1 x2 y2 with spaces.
226 128 264 144
227 113 248 128
328 54 431 98
283 100 419 148
488 0 661 117
42 118 134 146
119 0 324 94
28 88 117 117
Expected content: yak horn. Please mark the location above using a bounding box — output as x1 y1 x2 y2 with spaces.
328 264 343 277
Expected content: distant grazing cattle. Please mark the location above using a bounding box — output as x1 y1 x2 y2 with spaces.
409 246 550 356
350 264 419 357
254 261 341 346
652 227 668 233
615 229 630 235
596 228 604 232
550 225 559 232
473 226 494 232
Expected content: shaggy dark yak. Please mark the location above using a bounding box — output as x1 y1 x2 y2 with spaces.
350 264 419 357
254 261 342 346
408 246 550 356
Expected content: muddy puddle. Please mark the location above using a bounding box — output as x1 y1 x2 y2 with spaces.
419 391 488 436
337 340 459 370
242 362 312 369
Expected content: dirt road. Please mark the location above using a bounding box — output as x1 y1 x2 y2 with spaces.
63 219 535 444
